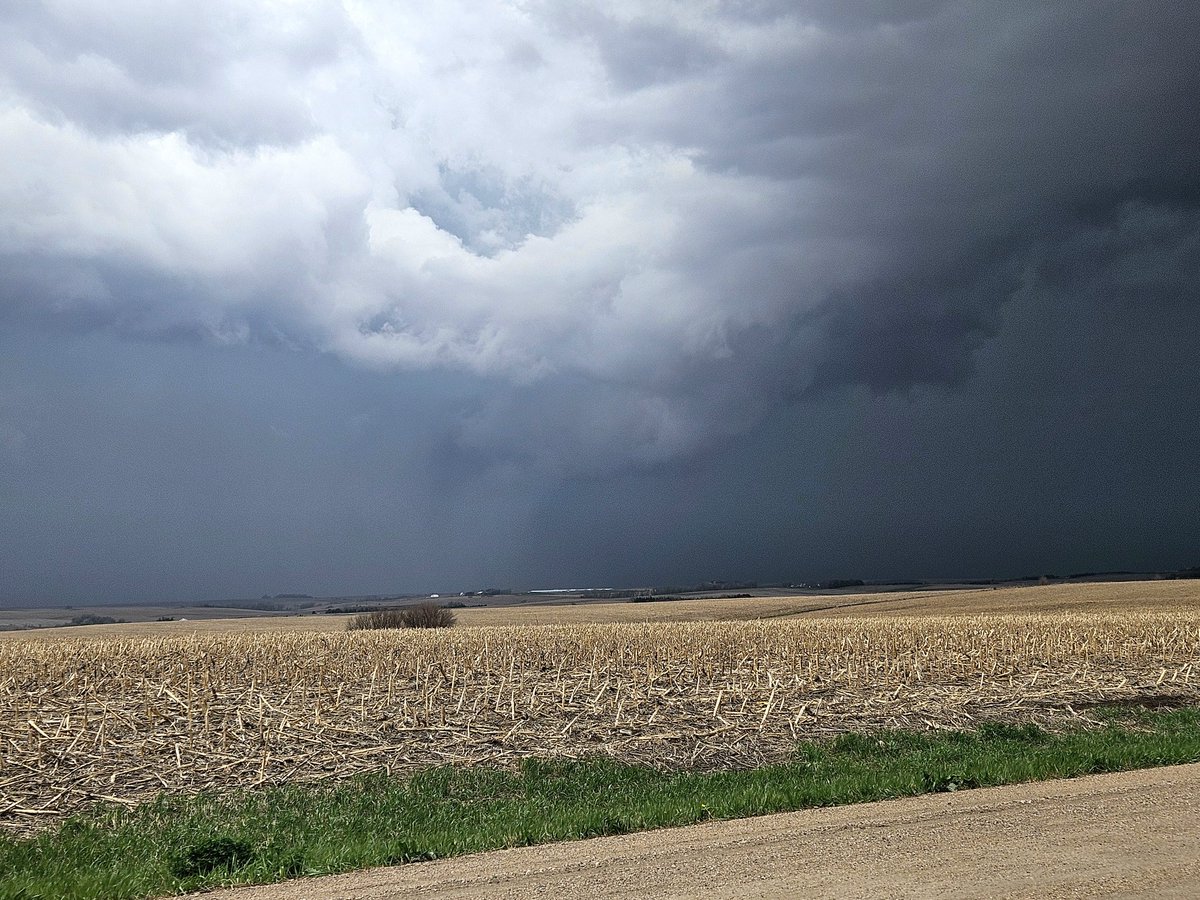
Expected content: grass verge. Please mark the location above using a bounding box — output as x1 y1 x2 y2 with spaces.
2 703 1199 900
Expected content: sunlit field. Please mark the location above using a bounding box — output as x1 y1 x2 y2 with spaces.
3 579 1197 640
3 598 1198 834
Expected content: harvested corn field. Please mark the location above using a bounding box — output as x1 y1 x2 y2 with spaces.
3 613 1199 834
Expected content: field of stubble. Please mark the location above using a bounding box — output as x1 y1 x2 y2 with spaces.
3 581 1198 835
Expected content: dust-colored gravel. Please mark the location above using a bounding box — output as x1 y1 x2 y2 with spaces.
194 763 1200 900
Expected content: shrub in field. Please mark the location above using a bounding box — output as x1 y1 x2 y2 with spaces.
346 610 408 630
347 603 456 631
400 602 457 629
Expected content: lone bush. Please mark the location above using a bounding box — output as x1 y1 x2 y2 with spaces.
347 603 456 631
402 602 457 628
347 610 406 630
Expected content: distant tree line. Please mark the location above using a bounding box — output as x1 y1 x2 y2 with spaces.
66 614 123 626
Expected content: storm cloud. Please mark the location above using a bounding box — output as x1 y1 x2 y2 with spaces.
2 2 1198 601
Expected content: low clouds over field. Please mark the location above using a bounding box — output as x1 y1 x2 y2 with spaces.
2 2 1198 600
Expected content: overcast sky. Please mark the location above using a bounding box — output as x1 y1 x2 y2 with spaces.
2 1 1198 604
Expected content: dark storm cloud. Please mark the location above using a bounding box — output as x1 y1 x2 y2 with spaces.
3 1 1197 472
557 12 725 91
0 327 533 603
614 2 1200 395
2 2 1199 603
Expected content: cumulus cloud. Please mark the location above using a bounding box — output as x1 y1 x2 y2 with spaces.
2 1 1198 470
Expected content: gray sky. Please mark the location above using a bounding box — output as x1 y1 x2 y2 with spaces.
2 2 1198 604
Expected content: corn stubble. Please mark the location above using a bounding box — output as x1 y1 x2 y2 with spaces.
2 613 1197 833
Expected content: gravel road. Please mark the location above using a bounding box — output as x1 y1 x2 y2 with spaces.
196 763 1200 899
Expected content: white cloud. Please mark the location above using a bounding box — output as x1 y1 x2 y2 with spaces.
2 3 807 401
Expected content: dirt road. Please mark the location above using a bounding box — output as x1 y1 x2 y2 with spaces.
198 763 1200 899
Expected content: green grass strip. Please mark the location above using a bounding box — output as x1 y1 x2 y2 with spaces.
2 704 1199 900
